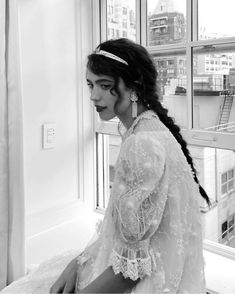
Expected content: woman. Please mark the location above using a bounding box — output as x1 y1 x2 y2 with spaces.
2 38 209 293
51 38 209 293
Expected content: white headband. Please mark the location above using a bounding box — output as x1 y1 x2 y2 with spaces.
95 49 128 66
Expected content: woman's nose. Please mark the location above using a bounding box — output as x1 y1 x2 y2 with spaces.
90 88 100 102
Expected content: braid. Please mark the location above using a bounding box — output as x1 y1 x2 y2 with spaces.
87 38 210 207
148 98 211 206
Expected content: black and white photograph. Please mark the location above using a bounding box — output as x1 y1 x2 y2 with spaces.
1 0 235 293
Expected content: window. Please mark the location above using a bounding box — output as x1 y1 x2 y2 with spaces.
221 169 235 196
222 221 228 239
198 0 235 40
221 215 235 245
229 216 234 233
97 134 121 211
167 68 174 74
147 1 186 46
106 0 136 41
95 0 235 254
122 7 127 15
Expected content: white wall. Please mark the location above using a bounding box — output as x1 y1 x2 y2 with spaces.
163 94 223 129
163 94 188 128
228 95 235 123
18 0 79 215
17 0 97 265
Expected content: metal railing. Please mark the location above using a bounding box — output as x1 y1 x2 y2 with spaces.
205 121 235 133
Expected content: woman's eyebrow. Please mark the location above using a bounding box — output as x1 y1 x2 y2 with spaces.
86 78 113 84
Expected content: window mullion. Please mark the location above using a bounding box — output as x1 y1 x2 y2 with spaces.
186 0 193 129
147 42 187 54
182 129 235 150
92 0 101 48
139 0 147 46
103 135 110 208
100 0 107 42
97 134 105 209
135 0 141 44
192 0 198 41
191 37 235 48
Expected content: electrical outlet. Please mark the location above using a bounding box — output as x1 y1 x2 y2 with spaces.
42 123 56 149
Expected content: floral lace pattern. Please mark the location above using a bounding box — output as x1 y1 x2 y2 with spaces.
110 249 153 280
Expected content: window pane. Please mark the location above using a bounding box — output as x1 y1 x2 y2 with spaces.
198 0 235 40
228 179 234 191
221 183 227 195
221 173 227 184
147 0 186 46
222 221 228 239
109 134 121 189
229 216 234 233
153 53 187 128
193 45 235 131
228 169 234 179
97 133 121 210
107 0 136 41
98 138 235 248
189 146 235 248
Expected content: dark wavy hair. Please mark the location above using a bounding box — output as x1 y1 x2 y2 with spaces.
87 38 210 206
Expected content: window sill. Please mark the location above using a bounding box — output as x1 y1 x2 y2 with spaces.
204 240 235 293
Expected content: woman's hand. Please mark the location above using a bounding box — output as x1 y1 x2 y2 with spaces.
50 257 78 293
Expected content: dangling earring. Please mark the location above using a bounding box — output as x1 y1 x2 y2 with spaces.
130 91 138 118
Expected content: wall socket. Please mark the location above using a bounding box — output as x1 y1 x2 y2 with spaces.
42 123 56 149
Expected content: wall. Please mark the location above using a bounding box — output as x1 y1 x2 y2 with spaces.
18 0 79 214
17 0 97 266
163 94 223 129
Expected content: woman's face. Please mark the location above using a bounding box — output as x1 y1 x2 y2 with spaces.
86 69 131 121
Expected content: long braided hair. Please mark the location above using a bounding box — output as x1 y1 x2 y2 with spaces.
87 38 210 206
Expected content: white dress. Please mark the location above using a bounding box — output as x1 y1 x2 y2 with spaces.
2 110 206 294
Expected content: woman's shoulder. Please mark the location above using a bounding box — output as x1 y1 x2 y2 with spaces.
121 131 166 160
133 110 167 132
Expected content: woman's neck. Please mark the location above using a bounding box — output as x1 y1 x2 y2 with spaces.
118 104 149 130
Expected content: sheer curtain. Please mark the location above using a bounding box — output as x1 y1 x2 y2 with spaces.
0 0 25 289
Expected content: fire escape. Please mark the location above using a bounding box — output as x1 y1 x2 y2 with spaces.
218 91 234 127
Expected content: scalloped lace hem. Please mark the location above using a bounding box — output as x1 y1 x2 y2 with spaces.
110 249 153 281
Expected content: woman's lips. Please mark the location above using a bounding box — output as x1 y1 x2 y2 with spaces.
95 106 107 112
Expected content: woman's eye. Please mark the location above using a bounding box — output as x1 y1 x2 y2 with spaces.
87 83 93 89
101 84 111 90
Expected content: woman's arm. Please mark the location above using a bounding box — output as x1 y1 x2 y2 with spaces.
77 266 139 293
50 257 78 293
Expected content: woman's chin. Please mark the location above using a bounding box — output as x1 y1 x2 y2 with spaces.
99 112 115 121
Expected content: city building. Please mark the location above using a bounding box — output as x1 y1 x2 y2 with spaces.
148 0 185 46
107 0 136 40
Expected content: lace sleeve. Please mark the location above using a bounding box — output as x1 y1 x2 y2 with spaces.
110 133 168 281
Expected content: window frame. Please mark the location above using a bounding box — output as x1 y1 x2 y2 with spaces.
95 0 235 149
92 0 235 259
221 214 235 243
221 168 235 197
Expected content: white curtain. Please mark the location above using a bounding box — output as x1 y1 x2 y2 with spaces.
0 0 25 289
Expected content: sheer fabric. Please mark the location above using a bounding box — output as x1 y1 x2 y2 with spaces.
76 110 206 293
2 110 206 293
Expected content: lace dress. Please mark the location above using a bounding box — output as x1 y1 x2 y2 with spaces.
2 110 206 294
